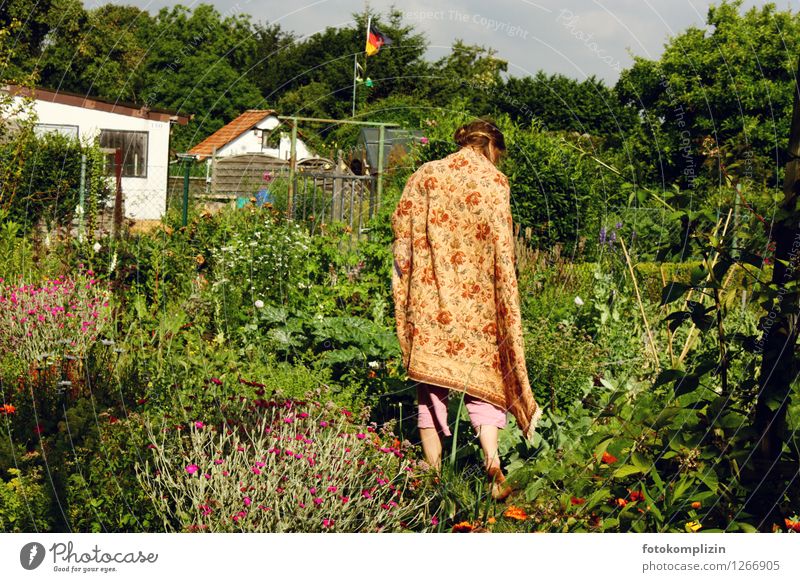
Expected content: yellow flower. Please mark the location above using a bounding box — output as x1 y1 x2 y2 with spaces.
686 520 702 532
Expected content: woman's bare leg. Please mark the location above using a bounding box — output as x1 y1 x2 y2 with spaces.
476 425 500 471
419 427 442 471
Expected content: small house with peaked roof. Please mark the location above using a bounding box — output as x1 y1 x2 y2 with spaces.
3 83 190 221
188 110 316 163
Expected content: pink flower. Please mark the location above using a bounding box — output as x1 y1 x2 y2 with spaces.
252 467 262 475
214 459 224 465
298 412 309 418
313 497 323 505
185 464 199 475
341 496 350 504
294 453 303 459
327 486 337 493
210 377 222 385
322 518 335 528
284 417 294 423
309 487 317 495
222 470 230 476
420 137 429 144
204 473 212 480
356 433 366 440
244 497 252 506
194 421 204 429
319 421 329 427
431 516 439 526
362 490 372 499
255 461 265 468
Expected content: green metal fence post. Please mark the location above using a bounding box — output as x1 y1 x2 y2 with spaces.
182 158 190 227
377 124 385 216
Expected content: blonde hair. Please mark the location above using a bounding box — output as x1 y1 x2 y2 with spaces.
454 118 506 162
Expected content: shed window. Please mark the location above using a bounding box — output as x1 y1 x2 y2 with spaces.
99 130 148 177
261 129 281 150
34 124 79 139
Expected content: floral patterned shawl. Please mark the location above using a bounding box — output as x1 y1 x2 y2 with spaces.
391 146 543 441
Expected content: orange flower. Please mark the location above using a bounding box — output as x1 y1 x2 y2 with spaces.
601 451 618 464
615 498 628 508
452 521 475 533
784 519 800 532
629 490 645 502
691 501 701 509
450 251 465 266
367 370 377 379
475 223 491 241
0 404 16 414
487 517 496 525
503 506 528 521
570 496 585 505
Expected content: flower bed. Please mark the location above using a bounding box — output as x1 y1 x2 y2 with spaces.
137 393 435 532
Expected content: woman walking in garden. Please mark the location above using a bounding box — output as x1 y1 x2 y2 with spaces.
391 118 543 501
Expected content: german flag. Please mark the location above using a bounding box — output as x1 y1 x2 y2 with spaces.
365 22 392 56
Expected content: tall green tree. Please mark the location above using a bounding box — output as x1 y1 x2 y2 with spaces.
616 0 800 190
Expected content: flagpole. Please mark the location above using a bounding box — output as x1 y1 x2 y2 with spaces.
351 53 358 117
364 14 371 81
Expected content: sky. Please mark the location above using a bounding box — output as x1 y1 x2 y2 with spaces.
89 0 784 85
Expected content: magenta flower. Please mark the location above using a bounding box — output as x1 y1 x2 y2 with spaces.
284 417 294 423
362 490 372 499
298 412 309 418
210 377 222 385
194 421 204 429
327 486 337 493
356 433 366 440
214 459 224 465
313 497 323 505
309 487 317 495
322 518 334 528
252 467 262 475
431 516 439 526
222 470 230 476
319 421 329 427
185 464 199 475
244 497 252 506
204 473 212 480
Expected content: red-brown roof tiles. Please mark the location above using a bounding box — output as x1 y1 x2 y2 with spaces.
188 109 276 160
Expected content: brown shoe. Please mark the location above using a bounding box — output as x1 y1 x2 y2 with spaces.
487 466 513 501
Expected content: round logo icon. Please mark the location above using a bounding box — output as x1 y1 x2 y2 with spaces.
20 542 46 570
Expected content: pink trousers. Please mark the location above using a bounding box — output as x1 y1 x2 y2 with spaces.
416 382 507 436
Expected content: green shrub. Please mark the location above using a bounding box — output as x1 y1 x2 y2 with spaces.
0 465 53 532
